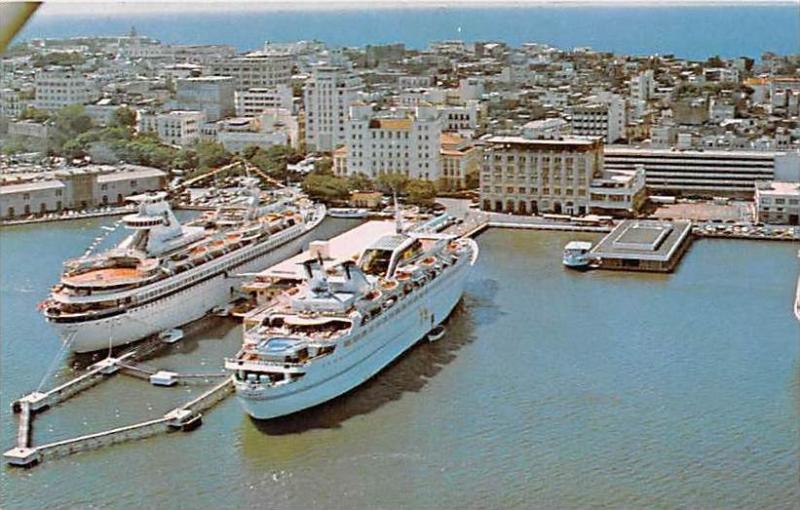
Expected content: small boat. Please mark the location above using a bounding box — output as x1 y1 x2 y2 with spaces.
562 241 594 270
427 325 446 342
159 328 184 344
328 208 370 219
149 370 179 387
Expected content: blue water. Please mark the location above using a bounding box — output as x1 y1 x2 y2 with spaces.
15 5 800 60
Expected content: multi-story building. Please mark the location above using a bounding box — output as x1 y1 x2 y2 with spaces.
440 133 482 190
480 135 604 215
0 88 27 118
755 181 800 224
137 110 206 147
208 52 293 90
175 76 235 122
603 147 797 198
234 85 293 117
304 64 363 152
344 104 441 180
34 67 97 111
569 95 626 144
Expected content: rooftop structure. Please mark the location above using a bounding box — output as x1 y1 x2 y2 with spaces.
591 219 693 272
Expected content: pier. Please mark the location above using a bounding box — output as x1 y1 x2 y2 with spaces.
4 335 234 467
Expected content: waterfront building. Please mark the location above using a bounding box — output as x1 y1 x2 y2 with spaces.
588 166 647 217
34 67 98 111
175 76 235 122
234 85 293 117
137 110 206 147
479 135 604 215
304 64 363 152
591 219 693 273
0 180 66 218
344 103 442 180
755 181 800 225
208 52 293 90
0 165 167 218
440 133 482 191
603 147 800 198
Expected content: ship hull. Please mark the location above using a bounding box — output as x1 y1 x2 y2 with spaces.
51 218 323 353
234 250 474 420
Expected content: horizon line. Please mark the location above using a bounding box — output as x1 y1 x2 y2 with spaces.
33 0 800 18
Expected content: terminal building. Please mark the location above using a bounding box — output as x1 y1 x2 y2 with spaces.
0 165 167 219
591 219 693 273
604 147 800 198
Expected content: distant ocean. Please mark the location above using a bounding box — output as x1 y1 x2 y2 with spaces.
13 4 800 60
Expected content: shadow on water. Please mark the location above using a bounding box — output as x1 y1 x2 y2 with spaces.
249 277 502 435
66 315 237 370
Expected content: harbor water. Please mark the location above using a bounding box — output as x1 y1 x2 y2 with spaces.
1 221 799 509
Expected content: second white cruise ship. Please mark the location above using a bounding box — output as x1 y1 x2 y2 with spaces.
42 179 325 353
225 225 479 420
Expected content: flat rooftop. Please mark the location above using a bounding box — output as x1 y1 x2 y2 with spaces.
591 219 692 262
254 220 399 280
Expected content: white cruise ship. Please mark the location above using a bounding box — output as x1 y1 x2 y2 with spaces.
225 227 479 420
42 179 325 353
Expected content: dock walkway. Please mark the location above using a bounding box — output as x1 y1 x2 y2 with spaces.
5 333 234 468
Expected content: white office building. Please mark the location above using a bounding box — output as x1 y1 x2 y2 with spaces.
345 104 442 180
235 85 293 117
138 110 206 147
569 95 626 144
603 147 800 197
755 181 800 225
34 67 98 111
208 52 293 90
304 64 363 152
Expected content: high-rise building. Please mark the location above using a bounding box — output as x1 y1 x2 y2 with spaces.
345 104 441 180
304 64 362 152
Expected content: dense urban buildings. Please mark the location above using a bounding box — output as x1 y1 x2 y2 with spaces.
1 32 799 220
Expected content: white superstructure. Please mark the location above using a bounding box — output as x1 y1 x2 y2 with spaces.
226 228 479 420
42 180 325 353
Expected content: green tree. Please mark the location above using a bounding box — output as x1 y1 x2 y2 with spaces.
314 157 333 175
347 172 375 192
376 172 409 193
110 106 137 129
194 140 232 171
19 107 50 123
406 179 437 206
302 173 350 202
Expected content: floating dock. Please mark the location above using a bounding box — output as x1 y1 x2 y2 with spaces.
590 219 693 273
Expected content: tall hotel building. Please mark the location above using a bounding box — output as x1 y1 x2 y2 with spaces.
480 135 604 215
344 104 442 180
304 64 363 152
